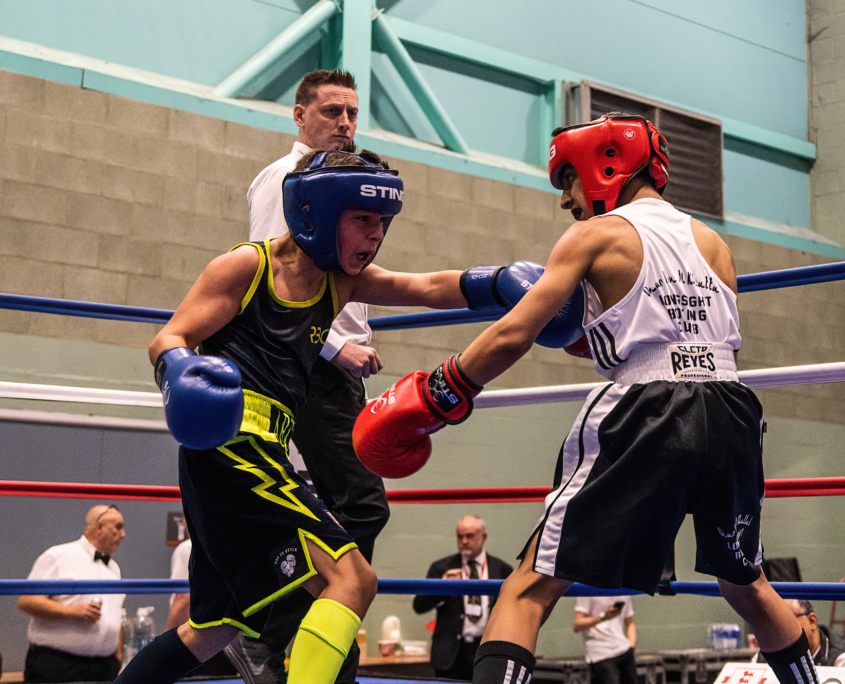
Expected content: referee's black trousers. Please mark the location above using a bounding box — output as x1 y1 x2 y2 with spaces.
291 356 390 563
24 644 120 683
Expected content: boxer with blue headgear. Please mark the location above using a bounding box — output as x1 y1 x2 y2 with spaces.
136 145 490 684
283 151 404 273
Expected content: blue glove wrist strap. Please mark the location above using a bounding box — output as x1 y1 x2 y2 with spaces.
154 347 197 389
460 266 504 310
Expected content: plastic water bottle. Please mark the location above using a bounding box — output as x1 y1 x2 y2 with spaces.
134 607 156 652
121 609 136 665
708 623 741 649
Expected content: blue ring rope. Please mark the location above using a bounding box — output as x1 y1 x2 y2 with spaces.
1 261 844 331
3 578 845 600
0 293 172 325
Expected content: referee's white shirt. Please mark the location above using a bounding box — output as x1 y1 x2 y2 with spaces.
26 535 125 657
574 595 634 663
247 141 372 361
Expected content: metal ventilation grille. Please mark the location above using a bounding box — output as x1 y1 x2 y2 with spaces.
564 82 724 219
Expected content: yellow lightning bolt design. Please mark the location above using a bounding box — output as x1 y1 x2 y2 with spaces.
218 436 319 521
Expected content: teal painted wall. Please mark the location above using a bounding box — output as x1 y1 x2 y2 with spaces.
387 0 808 137
0 0 308 85
0 0 808 133
0 0 814 228
723 146 812 228
382 0 812 227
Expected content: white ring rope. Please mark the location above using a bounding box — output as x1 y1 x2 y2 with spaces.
2 362 844 411
475 361 845 408
0 382 163 407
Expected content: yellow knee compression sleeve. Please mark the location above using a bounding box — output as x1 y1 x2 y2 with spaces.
287 598 362 684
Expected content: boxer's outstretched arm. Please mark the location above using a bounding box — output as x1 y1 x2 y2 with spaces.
353 224 600 481
460 224 598 386
345 265 466 309
149 246 259 362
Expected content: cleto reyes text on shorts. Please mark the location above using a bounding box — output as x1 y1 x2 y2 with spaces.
670 343 718 379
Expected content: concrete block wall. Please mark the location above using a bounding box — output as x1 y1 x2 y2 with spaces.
0 70 276 349
1 68 844 421
809 1 845 245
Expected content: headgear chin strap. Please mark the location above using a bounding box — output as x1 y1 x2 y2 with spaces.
283 153 404 272
548 115 669 215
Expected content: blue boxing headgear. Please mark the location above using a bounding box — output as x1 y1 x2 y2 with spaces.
283 152 404 272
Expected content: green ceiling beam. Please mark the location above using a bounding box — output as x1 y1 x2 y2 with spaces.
373 13 469 155
213 0 338 99
539 79 563 166
340 0 373 131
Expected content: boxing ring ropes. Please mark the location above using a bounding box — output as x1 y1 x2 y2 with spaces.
2 259 845 605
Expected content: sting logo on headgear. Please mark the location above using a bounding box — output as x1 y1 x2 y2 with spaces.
360 184 404 201
548 114 670 216
283 152 404 273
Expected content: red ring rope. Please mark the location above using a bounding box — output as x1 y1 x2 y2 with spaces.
1 479 843 503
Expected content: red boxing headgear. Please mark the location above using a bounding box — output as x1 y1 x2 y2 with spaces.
548 114 669 215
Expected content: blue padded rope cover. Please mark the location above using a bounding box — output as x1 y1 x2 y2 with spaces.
2 261 845 327
4 578 845 600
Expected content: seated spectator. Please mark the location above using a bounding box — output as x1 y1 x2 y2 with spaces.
752 599 845 667
574 596 637 684
17 505 126 683
413 515 513 681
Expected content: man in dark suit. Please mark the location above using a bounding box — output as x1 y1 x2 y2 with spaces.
413 516 513 681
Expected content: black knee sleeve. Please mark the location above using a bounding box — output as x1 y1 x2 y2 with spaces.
113 628 201 684
473 640 536 684
761 630 819 684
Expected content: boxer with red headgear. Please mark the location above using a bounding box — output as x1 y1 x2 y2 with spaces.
356 113 817 684
549 113 669 217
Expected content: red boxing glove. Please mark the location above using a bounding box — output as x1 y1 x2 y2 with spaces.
564 333 593 360
353 356 482 478
422 355 483 424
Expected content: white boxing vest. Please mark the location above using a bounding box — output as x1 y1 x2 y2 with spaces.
582 198 741 383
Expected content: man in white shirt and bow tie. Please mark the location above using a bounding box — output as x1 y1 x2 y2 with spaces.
18 505 127 682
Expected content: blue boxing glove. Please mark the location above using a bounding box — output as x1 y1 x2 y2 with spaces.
154 347 244 450
461 261 585 348
460 265 503 311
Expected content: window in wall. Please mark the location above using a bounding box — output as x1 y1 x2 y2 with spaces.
563 81 724 220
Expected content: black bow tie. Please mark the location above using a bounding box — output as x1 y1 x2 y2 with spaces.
94 551 111 566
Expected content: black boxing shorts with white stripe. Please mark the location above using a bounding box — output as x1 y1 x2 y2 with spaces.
521 379 766 594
